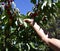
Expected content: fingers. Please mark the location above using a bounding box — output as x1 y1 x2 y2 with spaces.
23 19 31 23
23 19 34 26
23 19 33 23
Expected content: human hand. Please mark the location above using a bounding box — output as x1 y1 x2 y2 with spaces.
23 19 35 26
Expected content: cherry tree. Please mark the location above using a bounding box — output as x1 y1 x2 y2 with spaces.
0 0 60 51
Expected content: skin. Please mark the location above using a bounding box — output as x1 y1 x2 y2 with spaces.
24 19 60 51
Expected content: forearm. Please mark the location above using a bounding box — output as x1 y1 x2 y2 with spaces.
32 22 48 43
48 38 60 51
32 22 60 51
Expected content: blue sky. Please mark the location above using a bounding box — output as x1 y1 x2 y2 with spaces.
15 0 34 15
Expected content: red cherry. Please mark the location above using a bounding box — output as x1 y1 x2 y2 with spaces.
9 16 13 19
10 0 13 2
8 3 11 8
5 5 10 10
30 12 37 18
8 0 13 2
8 1 10 4
33 13 37 17
7 11 11 15
9 19 13 26
5 5 8 9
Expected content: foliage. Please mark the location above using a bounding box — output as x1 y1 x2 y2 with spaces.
0 0 60 51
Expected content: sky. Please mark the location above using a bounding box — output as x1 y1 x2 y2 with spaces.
15 0 34 15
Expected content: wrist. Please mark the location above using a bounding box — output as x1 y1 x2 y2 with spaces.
30 19 35 26
32 22 40 29
41 35 49 43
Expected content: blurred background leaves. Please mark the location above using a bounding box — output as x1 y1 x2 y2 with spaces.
0 0 60 51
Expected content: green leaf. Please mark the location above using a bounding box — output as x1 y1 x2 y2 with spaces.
23 22 28 28
29 42 37 49
56 2 60 8
0 0 4 2
48 0 52 7
31 0 36 4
